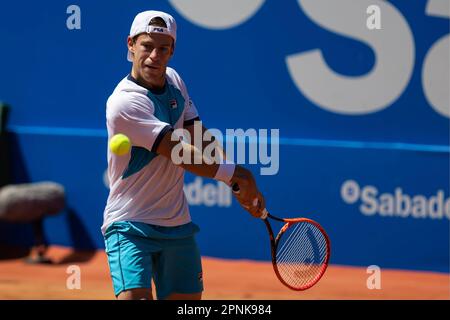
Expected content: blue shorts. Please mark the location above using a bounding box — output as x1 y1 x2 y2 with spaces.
104 221 203 299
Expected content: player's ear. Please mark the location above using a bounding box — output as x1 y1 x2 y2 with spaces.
127 36 135 55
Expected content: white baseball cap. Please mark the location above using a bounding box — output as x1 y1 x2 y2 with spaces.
127 10 177 62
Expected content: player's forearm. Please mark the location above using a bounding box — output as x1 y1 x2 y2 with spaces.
186 124 227 164
176 142 220 179
157 129 238 184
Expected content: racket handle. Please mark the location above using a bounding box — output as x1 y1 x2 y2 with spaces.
231 183 268 219
231 183 240 193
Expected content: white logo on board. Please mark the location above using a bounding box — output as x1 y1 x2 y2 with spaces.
169 0 449 118
341 180 450 220
169 0 265 29
184 177 232 207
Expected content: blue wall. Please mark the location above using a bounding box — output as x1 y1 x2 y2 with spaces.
0 0 448 273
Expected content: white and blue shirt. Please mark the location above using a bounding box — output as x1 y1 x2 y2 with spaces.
102 67 200 235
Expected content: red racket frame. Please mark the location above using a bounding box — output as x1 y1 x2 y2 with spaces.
264 214 331 291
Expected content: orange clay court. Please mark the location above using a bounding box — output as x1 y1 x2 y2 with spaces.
0 245 448 300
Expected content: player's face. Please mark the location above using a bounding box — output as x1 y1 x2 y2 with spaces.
128 33 174 85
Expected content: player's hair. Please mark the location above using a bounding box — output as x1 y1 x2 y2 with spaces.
148 17 167 28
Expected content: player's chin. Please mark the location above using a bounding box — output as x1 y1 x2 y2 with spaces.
142 68 160 80
142 67 159 77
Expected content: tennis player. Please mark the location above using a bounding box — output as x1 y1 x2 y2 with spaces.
102 10 265 300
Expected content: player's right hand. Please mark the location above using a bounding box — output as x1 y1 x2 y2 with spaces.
230 166 266 218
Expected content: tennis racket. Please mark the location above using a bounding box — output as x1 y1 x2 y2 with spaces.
232 183 331 291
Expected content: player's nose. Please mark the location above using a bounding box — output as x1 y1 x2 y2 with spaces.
149 48 160 61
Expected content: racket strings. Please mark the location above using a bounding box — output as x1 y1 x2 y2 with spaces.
278 223 327 266
277 228 324 287
279 225 327 286
275 222 328 289
279 225 327 285
277 224 319 284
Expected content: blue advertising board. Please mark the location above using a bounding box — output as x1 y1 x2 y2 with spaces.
0 0 448 272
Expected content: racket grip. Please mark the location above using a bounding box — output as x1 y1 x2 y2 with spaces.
231 183 268 219
231 183 240 193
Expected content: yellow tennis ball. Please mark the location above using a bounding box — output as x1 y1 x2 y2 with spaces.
109 134 131 156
